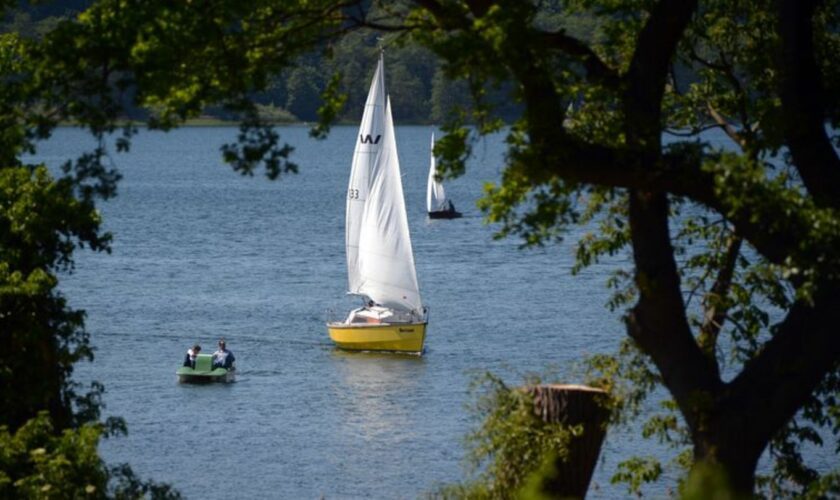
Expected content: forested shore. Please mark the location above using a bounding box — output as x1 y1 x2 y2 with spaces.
2 1 604 124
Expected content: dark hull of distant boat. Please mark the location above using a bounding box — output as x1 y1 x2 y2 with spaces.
428 210 462 219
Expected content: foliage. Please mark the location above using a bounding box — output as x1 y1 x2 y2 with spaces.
285 65 325 121
431 373 580 499
0 413 108 499
0 1 519 126
0 163 179 496
679 462 736 500
610 456 664 497
395 0 840 496
0 165 109 431
0 412 180 499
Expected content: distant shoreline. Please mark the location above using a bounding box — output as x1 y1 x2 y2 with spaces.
57 118 306 128
55 118 440 128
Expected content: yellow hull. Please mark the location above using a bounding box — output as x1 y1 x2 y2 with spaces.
327 322 426 354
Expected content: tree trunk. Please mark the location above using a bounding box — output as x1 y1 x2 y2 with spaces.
525 384 610 499
690 440 761 497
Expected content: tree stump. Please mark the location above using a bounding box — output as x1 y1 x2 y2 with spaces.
525 384 610 499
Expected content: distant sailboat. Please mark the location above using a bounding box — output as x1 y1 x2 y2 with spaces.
427 133 462 219
326 51 428 354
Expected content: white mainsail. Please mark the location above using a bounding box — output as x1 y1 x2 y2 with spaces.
426 133 448 212
356 96 422 313
346 53 386 293
344 53 422 314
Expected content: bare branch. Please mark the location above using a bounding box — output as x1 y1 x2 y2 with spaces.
698 234 743 369
706 103 746 148
664 123 724 137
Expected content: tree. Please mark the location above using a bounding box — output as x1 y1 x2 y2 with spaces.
0 0 351 496
387 43 436 121
0 165 107 432
0 13 187 495
1 0 361 431
430 69 470 123
286 65 324 121
402 0 840 495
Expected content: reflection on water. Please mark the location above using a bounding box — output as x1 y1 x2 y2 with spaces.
330 351 426 442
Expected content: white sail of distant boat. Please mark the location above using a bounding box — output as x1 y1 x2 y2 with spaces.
426 133 462 219
427 133 447 212
328 50 427 354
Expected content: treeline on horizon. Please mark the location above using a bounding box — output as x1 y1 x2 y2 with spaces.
1 1 606 124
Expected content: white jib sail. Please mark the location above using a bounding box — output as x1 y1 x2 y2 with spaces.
356 96 423 313
426 133 448 212
346 53 386 293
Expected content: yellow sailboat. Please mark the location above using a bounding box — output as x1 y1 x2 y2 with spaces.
327 51 428 354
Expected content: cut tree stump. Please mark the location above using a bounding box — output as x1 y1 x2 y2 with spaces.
525 383 610 499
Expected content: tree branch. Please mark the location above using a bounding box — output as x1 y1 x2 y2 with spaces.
626 190 722 431
714 49 752 137
351 19 411 32
706 103 746 149
726 282 840 456
698 233 742 369
776 0 840 209
506 135 796 268
624 0 699 141
412 0 470 30
464 0 492 17
664 123 723 137
539 31 620 89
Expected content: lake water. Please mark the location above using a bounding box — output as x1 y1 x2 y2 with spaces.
31 125 801 498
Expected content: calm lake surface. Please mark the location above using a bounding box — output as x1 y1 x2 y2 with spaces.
32 125 815 499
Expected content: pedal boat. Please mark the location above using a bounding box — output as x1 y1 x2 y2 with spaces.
176 353 235 383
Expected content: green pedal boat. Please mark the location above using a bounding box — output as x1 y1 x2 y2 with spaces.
177 353 235 383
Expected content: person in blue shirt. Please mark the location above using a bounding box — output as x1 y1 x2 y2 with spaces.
212 339 235 369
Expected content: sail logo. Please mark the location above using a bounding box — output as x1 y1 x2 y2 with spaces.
359 134 381 144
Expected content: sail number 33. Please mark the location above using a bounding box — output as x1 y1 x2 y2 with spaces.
348 188 360 200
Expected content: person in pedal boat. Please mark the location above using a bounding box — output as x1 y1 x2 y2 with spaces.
183 344 201 369
212 339 235 369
